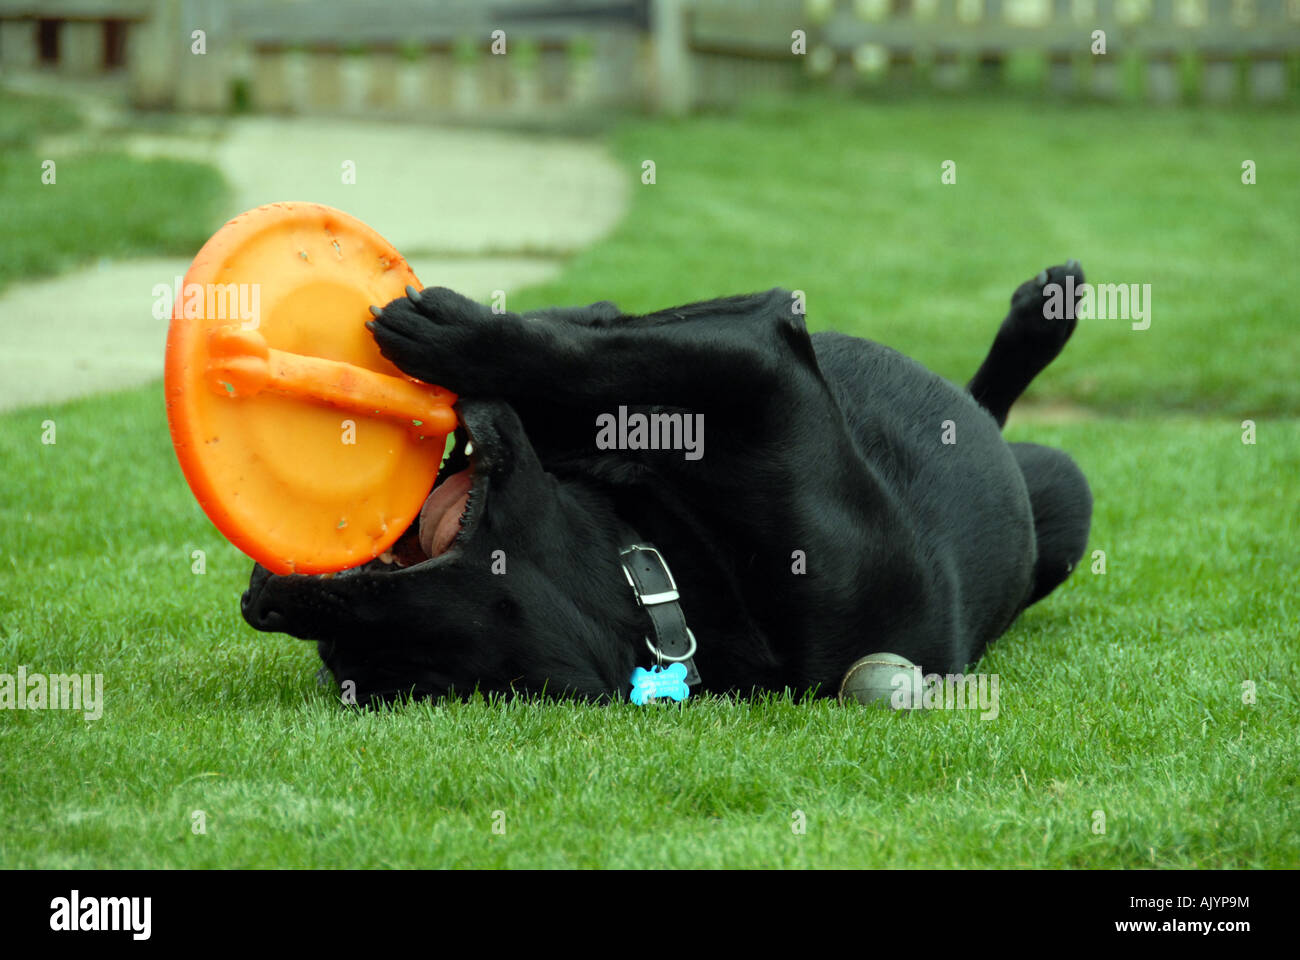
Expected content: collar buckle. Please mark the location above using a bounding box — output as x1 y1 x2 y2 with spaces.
618 544 679 606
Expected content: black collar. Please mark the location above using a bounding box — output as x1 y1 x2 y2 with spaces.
618 540 701 688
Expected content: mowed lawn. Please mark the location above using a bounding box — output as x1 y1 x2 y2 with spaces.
0 95 1296 867
0 91 225 295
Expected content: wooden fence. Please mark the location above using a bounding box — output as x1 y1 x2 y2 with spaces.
235 0 652 120
687 0 1300 104
1 0 1297 117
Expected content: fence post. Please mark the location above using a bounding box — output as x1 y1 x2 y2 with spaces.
653 0 693 114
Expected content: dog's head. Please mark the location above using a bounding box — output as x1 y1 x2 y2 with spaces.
241 398 642 704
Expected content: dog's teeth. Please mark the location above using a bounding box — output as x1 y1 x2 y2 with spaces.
379 550 395 564
319 571 336 580
406 285 421 303
369 304 383 317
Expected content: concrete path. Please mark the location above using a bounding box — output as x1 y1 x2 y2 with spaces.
0 112 627 412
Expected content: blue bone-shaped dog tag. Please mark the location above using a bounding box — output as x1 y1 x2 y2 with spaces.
629 663 690 705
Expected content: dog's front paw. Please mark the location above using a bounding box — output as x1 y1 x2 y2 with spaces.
367 286 523 394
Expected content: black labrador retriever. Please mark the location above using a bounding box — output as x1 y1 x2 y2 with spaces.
242 262 1092 705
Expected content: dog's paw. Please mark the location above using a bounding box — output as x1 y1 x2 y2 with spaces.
1003 259 1085 349
367 286 520 393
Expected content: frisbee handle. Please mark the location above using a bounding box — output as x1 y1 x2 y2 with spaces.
204 325 457 436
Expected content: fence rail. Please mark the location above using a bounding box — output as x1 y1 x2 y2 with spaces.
1 0 1297 118
690 0 1300 103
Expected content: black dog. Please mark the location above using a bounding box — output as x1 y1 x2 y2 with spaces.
242 263 1092 705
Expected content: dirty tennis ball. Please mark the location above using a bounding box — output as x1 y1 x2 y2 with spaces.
838 652 921 709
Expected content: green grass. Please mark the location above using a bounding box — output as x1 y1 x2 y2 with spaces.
0 93 1297 867
0 90 227 293
0 391 1296 867
516 96 1300 419
0 90 82 149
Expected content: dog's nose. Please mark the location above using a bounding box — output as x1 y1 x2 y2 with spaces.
241 567 285 632
242 596 285 633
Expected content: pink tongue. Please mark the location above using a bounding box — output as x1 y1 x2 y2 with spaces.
418 469 472 557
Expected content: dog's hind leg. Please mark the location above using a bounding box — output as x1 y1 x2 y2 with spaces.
1010 442 1092 607
968 261 1084 427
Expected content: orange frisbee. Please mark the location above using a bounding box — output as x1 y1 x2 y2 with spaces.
165 202 458 575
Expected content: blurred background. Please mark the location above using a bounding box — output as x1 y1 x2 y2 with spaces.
6 0 1300 116
0 0 1296 416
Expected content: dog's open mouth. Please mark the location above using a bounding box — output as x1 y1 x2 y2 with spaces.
322 425 487 577
418 465 473 558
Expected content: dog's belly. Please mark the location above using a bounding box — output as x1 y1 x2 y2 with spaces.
812 332 1037 658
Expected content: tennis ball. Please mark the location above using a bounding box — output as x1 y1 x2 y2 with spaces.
838 652 922 709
